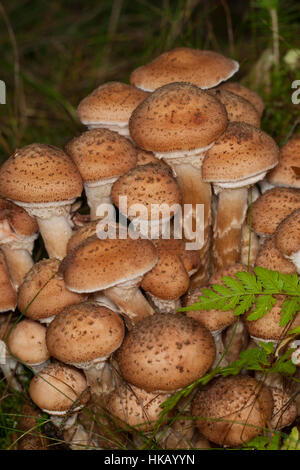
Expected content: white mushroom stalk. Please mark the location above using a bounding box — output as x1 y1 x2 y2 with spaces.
0 234 37 289
145 292 181 314
84 177 118 221
0 339 22 391
86 121 130 137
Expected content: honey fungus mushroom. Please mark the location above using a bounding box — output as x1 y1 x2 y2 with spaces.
274 209 300 273
46 302 125 396
0 144 83 259
191 375 273 447
116 313 215 393
216 82 264 117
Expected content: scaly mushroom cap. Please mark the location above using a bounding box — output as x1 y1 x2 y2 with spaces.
61 234 158 293
0 198 38 237
152 238 200 275
130 48 239 91
208 89 261 127
65 129 137 183
191 375 273 446
251 188 300 236
275 209 300 258
77 81 149 125
0 144 83 204
7 319 50 365
46 302 124 364
0 250 16 312
116 313 215 392
129 82 228 153
67 221 99 252
244 295 300 341
17 258 86 321
183 286 236 333
255 237 297 274
202 122 279 186
270 387 297 430
267 136 300 188
136 148 165 166
111 164 182 221
209 263 248 285
106 384 170 432
29 362 90 414
216 82 264 116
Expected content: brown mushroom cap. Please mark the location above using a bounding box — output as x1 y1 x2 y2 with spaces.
244 295 300 341
251 188 300 236
111 164 182 221
67 221 99 253
136 148 165 166
0 198 38 237
216 82 264 116
130 48 239 91
61 234 158 293
129 82 228 153
209 263 248 285
275 209 300 258
7 319 50 365
267 135 300 188
17 258 86 321
0 250 16 312
116 313 215 392
183 286 236 333
0 144 83 204
208 89 261 127
270 387 297 430
255 237 297 274
106 384 169 432
202 122 279 185
46 302 124 364
77 81 149 125
191 375 273 447
29 362 90 413
65 129 137 183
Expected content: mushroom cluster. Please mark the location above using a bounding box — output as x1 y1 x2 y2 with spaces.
0 46 299 450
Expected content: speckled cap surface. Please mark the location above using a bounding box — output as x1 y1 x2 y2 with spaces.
65 129 137 182
61 234 158 293
191 375 273 447
209 263 248 285
202 122 279 184
267 135 300 188
216 82 264 116
129 82 228 153
275 209 300 257
67 221 99 252
0 198 38 237
46 302 124 364
208 89 260 127
255 237 297 274
251 187 300 236
130 48 239 91
77 81 149 125
29 362 90 413
17 258 86 320
0 144 83 204
116 313 215 392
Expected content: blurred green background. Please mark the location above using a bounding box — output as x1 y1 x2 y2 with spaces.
0 0 299 165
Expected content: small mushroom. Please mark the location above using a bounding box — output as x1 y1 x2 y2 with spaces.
275 209 300 273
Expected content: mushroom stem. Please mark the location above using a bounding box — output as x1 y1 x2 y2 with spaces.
1 246 34 289
166 160 212 288
37 215 73 259
211 331 229 368
213 187 248 271
145 292 181 314
83 362 117 398
104 278 155 328
84 178 118 221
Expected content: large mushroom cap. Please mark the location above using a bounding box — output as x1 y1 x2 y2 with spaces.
275 209 300 258
61 234 158 293
130 48 239 91
255 237 297 274
106 384 170 432
65 129 137 183
208 89 261 127
77 81 149 126
191 375 273 446
7 319 50 365
29 362 90 414
251 187 300 236
17 258 86 321
111 164 182 221
0 198 38 237
202 122 279 186
267 135 300 188
244 295 300 341
216 82 264 117
129 82 228 153
116 313 215 392
0 250 16 312
0 144 83 204
46 302 124 365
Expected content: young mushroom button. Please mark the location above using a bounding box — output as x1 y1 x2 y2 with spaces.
0 144 83 259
